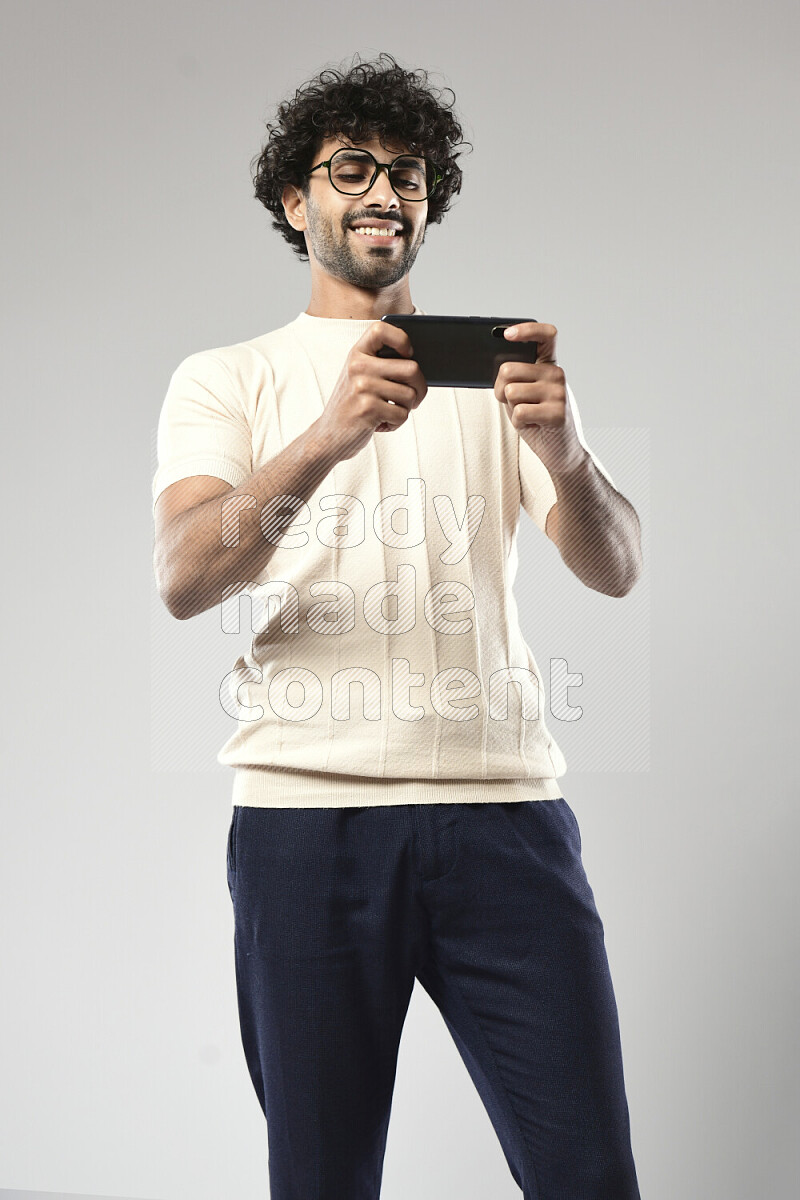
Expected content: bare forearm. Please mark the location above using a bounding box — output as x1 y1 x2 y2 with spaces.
551 451 643 597
162 419 344 620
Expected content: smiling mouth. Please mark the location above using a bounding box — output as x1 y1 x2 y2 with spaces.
349 228 403 243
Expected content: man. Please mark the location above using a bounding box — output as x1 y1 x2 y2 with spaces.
152 52 643 1200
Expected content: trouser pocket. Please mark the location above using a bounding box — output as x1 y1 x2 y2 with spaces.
226 806 240 876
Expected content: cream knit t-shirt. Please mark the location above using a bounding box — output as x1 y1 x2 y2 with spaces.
152 306 615 808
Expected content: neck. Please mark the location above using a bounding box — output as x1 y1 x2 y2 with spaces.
304 274 415 320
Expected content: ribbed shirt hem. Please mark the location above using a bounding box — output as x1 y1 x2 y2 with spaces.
231 765 565 808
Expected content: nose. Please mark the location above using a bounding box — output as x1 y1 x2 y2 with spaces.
362 164 400 207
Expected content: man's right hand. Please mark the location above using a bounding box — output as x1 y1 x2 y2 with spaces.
316 320 428 461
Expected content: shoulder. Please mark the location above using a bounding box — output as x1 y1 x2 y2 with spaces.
171 334 287 400
174 320 297 374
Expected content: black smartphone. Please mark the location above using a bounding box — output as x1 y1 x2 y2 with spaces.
376 314 539 387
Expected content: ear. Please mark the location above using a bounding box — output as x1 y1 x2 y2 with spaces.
281 183 307 231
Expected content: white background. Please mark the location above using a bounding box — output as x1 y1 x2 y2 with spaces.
1 1 797 1197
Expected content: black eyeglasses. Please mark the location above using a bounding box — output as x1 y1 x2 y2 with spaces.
307 147 442 201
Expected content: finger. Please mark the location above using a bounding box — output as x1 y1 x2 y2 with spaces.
374 379 419 409
495 361 564 387
503 321 558 362
362 354 427 405
360 352 421 380
365 319 414 358
494 371 562 409
506 400 562 430
493 359 541 404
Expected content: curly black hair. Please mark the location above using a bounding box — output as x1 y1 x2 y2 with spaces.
251 51 472 262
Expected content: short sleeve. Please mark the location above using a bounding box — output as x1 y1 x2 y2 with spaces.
151 351 253 516
519 381 616 533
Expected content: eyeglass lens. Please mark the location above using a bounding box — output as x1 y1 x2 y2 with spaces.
329 149 432 199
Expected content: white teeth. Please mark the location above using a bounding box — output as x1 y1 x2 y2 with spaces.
353 227 397 237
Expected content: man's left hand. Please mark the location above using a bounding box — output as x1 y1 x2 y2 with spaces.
494 322 587 478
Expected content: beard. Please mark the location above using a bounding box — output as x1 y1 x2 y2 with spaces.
304 193 425 288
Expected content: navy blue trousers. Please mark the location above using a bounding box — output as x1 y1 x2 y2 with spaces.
226 798 641 1199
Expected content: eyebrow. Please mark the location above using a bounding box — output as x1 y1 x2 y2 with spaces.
336 149 424 165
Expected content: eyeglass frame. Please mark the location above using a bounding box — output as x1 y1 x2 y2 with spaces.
307 147 443 201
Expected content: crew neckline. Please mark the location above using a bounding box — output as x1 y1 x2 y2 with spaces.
295 304 425 330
